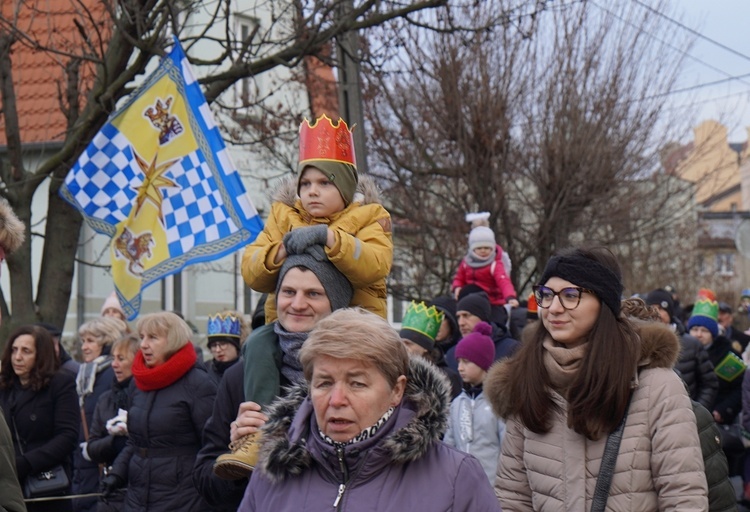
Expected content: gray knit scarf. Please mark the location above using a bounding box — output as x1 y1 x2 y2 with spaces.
464 246 496 269
274 322 308 386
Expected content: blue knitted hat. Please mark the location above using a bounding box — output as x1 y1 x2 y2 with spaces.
686 299 719 339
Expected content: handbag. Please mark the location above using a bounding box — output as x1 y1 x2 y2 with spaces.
12 419 69 499
22 465 70 499
590 395 631 512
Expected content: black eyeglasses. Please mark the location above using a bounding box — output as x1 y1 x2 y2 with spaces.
532 285 593 311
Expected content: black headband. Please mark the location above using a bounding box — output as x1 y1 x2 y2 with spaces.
539 253 622 316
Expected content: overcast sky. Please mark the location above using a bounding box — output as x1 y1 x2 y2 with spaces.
674 1 750 141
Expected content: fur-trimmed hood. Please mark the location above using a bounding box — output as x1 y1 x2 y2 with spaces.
257 355 451 483
270 173 383 207
486 320 680 419
0 198 24 254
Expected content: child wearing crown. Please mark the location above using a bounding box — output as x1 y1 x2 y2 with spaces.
214 117 393 479
452 212 518 326
241 114 393 321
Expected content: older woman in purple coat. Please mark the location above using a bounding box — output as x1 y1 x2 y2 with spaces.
239 308 500 512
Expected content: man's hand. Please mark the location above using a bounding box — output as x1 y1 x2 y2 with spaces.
230 401 269 444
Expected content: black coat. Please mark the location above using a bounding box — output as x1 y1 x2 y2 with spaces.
206 357 239 387
87 376 133 512
675 333 719 410
706 336 744 424
0 370 79 512
72 363 115 512
429 347 461 400
193 361 248 511
110 365 216 512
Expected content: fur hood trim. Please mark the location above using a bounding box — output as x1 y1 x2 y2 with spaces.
0 198 24 254
270 174 383 206
485 320 680 419
257 355 451 482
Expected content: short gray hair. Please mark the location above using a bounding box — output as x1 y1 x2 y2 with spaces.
300 308 409 388
78 317 128 347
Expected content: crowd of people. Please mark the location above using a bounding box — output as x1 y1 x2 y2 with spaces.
1 114 749 512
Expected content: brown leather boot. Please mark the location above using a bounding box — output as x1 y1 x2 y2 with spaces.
213 431 261 480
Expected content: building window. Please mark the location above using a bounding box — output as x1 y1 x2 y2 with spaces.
698 255 706 276
715 253 734 276
236 15 259 106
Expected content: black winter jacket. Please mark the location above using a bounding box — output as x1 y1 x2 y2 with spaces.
676 333 719 410
87 376 133 511
110 365 216 512
0 371 79 512
72 363 114 512
193 361 248 511
706 336 745 424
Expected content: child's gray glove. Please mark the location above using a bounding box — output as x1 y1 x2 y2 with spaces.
303 243 328 262
283 225 328 255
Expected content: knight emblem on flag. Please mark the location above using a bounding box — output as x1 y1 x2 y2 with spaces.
60 38 263 319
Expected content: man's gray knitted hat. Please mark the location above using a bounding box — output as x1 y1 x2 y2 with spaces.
276 252 353 311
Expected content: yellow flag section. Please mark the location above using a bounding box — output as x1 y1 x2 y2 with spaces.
109 73 195 306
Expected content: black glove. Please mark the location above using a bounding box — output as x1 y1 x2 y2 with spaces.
100 473 125 498
283 225 328 255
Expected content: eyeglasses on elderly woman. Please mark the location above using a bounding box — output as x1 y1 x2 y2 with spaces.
532 285 594 311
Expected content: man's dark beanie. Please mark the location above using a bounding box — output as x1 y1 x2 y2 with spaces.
646 289 674 320
457 283 484 302
456 292 491 322
276 252 353 311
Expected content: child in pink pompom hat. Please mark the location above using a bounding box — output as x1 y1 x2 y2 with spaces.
443 321 506 483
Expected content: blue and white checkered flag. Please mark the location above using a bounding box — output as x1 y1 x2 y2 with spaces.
61 37 263 319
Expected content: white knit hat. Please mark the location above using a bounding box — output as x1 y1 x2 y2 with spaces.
469 226 495 250
101 291 125 317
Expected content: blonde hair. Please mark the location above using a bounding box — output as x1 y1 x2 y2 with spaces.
300 308 409 388
112 332 140 358
79 317 128 347
136 312 192 358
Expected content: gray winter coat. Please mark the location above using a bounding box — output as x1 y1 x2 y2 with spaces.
444 388 506 483
239 357 501 512
110 365 216 512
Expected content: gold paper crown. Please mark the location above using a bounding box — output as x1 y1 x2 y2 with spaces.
401 301 445 341
299 114 356 168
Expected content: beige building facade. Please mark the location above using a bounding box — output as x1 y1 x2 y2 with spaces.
669 120 750 305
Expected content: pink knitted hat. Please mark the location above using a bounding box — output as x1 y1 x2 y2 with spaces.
454 322 495 371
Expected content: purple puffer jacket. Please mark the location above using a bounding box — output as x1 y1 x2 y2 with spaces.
239 357 501 512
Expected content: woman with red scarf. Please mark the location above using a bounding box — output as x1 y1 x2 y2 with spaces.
100 312 216 511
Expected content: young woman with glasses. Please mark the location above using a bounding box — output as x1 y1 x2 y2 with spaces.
485 246 708 511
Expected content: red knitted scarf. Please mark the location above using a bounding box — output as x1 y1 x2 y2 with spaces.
131 343 196 391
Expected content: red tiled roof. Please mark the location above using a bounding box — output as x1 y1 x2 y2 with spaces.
0 1 106 145
304 44 339 119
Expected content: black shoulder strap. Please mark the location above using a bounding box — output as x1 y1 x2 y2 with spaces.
590 394 632 512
